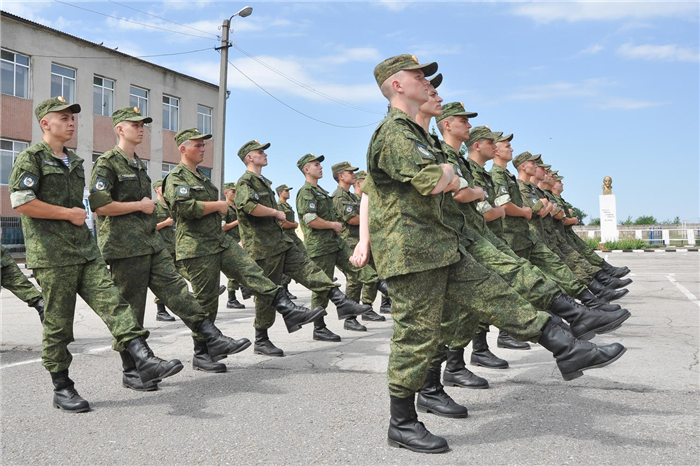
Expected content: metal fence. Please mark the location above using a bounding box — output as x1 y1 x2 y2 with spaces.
0 216 25 253
574 224 700 247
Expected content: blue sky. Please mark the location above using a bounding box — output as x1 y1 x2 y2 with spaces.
4 1 699 224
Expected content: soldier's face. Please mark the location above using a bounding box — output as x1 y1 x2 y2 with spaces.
534 166 546 181
248 149 268 167
398 69 430 104
305 161 323 179
280 189 289 200
353 180 363 192
339 170 356 184
420 87 443 117
119 121 144 144
225 189 235 201
523 160 537 176
42 110 75 142
478 139 497 160
183 140 206 165
555 181 563 192
449 116 472 141
495 141 513 161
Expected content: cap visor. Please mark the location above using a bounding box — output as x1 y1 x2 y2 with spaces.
54 103 82 114
418 62 438 78
429 73 443 89
125 116 153 124
191 134 213 141
259 142 271 151
316 155 325 163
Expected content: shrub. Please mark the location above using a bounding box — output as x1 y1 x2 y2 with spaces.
584 237 599 249
633 215 658 225
602 239 647 250
588 218 601 226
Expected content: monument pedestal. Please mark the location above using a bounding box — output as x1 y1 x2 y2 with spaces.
599 194 619 243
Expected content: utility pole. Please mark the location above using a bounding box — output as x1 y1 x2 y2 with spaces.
214 19 231 197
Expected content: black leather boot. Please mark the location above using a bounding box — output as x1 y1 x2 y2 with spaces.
272 289 327 333
362 308 386 322
31 298 45 323
328 287 372 320
192 338 226 373
380 295 392 314
387 394 449 454
443 348 489 389
497 330 531 350
546 313 572 334
50 369 90 413
470 331 509 369
226 290 245 309
577 289 622 311
254 329 284 357
538 319 627 381
312 317 341 342
344 317 367 331
156 303 176 322
240 285 253 300
283 282 297 300
197 318 251 361
417 368 469 418
219 285 227 295
376 279 389 296
126 336 183 385
595 271 633 289
602 261 631 278
119 351 158 391
589 280 629 302
549 294 630 340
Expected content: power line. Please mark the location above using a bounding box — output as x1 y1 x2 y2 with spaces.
52 0 215 40
227 59 382 129
30 46 214 60
106 0 220 39
233 44 385 115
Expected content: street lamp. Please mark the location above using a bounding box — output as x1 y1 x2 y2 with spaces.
214 6 253 195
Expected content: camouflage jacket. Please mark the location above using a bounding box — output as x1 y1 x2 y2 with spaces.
278 200 302 243
8 141 99 268
465 157 504 238
517 180 548 240
489 164 537 251
363 107 461 279
89 146 163 261
224 204 241 242
297 181 343 258
331 186 360 242
163 163 231 261
1 245 16 268
154 200 175 255
235 170 292 260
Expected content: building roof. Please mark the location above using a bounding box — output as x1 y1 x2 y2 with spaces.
1 10 219 91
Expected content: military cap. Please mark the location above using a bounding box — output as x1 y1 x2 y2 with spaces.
373 54 438 87
435 102 478 124
355 170 367 180
466 126 502 147
275 184 293 193
512 151 537 169
539 163 552 170
496 133 513 143
175 128 212 147
35 96 81 123
223 182 236 191
429 73 443 89
331 161 359 176
111 106 152 126
554 175 564 181
296 153 325 172
532 154 543 164
237 139 270 161
152 179 163 189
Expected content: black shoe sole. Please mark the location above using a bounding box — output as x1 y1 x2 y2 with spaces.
496 342 531 350
53 402 90 413
416 404 469 418
470 362 509 369
574 311 631 341
362 316 387 322
156 316 176 322
192 364 227 373
286 308 327 333
444 381 489 389
343 326 367 332
254 349 285 357
561 346 627 381
226 304 245 309
312 333 341 342
211 340 252 361
387 438 449 454
122 381 159 392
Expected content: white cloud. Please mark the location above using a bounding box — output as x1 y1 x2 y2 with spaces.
377 1 413 12
591 97 668 110
511 1 699 24
410 44 463 58
617 42 699 63
319 47 382 65
508 78 614 101
579 44 604 55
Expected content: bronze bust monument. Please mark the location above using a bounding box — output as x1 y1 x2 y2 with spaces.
602 176 613 195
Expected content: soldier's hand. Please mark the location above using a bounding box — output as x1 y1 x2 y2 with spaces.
331 222 343 233
522 206 533 220
540 198 549 205
163 217 174 227
472 186 485 201
350 240 370 267
446 176 461 193
275 210 286 222
67 207 86 226
496 206 506 219
217 200 229 215
140 197 155 214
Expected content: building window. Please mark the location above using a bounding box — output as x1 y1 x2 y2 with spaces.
1 49 30 99
162 95 179 132
92 153 102 164
197 105 212 135
93 76 115 116
51 63 76 103
162 162 177 179
1 139 29 185
199 167 212 179
130 86 149 116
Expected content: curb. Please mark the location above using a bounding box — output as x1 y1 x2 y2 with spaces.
600 249 698 253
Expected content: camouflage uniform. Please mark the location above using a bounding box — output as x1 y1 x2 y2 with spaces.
234 160 337 331
89 140 210 333
1 245 43 306
296 168 378 310
365 107 549 398
223 203 241 293
9 139 147 373
163 153 280 340
278 198 307 255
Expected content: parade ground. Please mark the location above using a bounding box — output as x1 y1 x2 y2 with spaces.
1 252 698 465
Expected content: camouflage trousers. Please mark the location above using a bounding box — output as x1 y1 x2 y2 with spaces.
108 249 208 333
567 229 605 267
154 251 188 305
545 229 599 283
387 253 550 398
309 243 378 310
181 243 280 341
514 240 587 297
1 258 42 306
343 236 379 305
254 244 338 330
33 259 148 373
227 278 240 292
441 253 551 357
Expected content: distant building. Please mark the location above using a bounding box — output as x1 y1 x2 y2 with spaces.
1 11 219 245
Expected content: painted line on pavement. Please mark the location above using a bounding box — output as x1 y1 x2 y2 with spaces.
666 274 700 308
0 316 255 370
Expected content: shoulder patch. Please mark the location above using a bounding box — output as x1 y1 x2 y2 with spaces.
415 142 434 159
308 201 317 212
499 185 509 194
94 177 108 191
178 186 190 198
254 192 260 200
20 173 38 189
345 204 354 213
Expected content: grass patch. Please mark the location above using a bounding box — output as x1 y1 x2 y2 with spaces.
603 239 648 250
583 237 600 249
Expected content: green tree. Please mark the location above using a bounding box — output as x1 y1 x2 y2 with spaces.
589 218 601 226
571 207 587 224
619 216 634 226
633 215 657 225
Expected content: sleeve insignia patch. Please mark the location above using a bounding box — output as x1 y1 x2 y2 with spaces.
345 205 354 213
308 201 317 212
254 192 260 200
415 143 434 159
178 186 190 198
499 186 508 194
20 173 38 189
94 178 108 191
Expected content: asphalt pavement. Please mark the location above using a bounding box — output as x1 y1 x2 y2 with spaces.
1 252 698 464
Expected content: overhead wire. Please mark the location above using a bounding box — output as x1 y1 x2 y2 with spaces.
106 0 220 39
227 59 382 129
